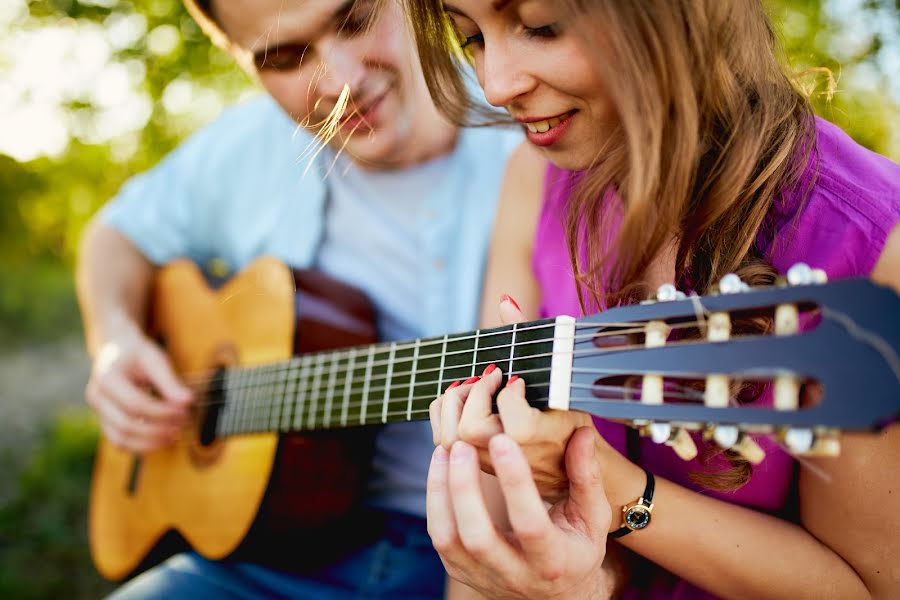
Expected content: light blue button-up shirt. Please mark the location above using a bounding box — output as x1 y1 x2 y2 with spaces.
102 94 521 516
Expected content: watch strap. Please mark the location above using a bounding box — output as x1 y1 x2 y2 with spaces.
609 469 654 539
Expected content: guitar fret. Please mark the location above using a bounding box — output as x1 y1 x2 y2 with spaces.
436 334 448 394
219 369 234 435
382 342 396 424
508 322 517 375
324 351 340 428
307 353 327 429
238 366 252 433
471 329 480 377
280 358 298 432
407 338 420 421
341 348 356 427
360 345 375 425
292 355 313 431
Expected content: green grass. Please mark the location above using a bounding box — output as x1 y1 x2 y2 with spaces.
0 409 114 599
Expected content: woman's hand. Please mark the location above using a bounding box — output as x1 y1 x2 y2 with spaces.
430 366 592 501
427 427 617 600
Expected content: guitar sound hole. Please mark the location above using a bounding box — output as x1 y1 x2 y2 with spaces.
199 367 226 446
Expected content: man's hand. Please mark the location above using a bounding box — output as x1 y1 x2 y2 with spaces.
426 427 616 600
85 325 193 453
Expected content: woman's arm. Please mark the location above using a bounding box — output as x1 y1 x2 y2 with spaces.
447 221 900 599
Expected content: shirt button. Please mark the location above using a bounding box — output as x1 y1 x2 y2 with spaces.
432 259 445 271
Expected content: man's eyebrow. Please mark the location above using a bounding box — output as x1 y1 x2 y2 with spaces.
251 0 359 55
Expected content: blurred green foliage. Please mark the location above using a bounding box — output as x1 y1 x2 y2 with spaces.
1 0 899 344
0 1 898 597
0 409 112 599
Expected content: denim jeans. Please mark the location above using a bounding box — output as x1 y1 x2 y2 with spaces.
107 510 445 599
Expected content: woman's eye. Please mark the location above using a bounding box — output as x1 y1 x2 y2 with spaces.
524 24 557 39
254 44 308 72
460 32 484 48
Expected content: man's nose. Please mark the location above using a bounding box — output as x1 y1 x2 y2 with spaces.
315 39 366 99
481 39 537 109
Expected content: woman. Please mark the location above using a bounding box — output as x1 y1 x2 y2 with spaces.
408 1 900 598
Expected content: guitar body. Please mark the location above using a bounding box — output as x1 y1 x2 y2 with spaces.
89 257 377 580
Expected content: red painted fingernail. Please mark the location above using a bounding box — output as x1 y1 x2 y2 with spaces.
463 376 480 385
482 363 497 376
500 294 522 312
447 380 462 390
505 375 519 387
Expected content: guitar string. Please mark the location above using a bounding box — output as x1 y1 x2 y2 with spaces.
195 342 724 420
176 320 704 389
216 368 745 434
185 318 733 408
196 320 800 431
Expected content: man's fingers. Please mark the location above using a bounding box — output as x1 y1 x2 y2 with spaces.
489 434 564 573
458 367 504 446
564 427 612 538
101 372 187 424
95 398 177 453
448 441 523 575
137 343 192 405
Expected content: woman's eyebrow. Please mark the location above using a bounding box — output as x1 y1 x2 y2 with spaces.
443 0 515 15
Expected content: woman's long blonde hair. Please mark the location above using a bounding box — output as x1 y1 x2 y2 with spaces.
405 0 816 489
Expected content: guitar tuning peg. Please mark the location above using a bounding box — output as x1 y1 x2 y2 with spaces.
811 268 828 284
783 428 841 457
783 427 813 453
645 422 698 461
656 283 678 301
711 426 765 464
647 422 671 444
668 428 699 461
786 263 814 286
718 273 744 294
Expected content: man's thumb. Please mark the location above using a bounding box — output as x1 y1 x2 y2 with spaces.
565 426 611 535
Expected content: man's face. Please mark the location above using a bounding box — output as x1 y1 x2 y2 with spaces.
214 0 437 167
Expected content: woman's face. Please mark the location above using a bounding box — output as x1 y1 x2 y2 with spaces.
445 0 616 170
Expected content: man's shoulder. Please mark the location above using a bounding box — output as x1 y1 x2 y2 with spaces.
184 95 309 155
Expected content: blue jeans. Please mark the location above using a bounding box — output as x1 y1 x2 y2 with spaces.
107 511 445 599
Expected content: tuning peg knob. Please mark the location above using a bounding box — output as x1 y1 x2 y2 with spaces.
783 428 814 453
656 283 678 301
786 263 815 286
648 422 672 444
711 426 765 464
718 273 746 294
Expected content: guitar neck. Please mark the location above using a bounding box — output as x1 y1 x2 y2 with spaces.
213 319 558 437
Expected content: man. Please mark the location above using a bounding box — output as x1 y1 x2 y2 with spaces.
76 0 519 596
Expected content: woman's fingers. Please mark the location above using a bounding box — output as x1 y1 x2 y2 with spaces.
496 377 543 442
458 366 504 446
499 294 527 325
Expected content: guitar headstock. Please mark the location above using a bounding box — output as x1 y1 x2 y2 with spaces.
560 265 900 463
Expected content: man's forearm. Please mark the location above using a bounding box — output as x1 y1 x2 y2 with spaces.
76 220 156 356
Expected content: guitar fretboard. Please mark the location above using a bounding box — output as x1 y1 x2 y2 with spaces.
212 319 556 437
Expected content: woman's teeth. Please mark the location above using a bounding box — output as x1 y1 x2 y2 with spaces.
525 115 564 133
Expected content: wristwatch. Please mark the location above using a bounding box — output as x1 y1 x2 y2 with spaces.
610 469 655 538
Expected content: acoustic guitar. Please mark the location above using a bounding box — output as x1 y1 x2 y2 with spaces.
89 257 900 580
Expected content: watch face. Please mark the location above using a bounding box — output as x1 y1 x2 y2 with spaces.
624 505 651 530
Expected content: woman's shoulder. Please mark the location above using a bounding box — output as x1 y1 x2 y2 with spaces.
764 118 900 278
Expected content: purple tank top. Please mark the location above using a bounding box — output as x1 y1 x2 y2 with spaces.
533 118 900 598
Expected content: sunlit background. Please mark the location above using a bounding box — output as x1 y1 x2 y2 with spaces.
1 0 899 597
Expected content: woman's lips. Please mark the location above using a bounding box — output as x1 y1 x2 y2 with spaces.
521 110 576 147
